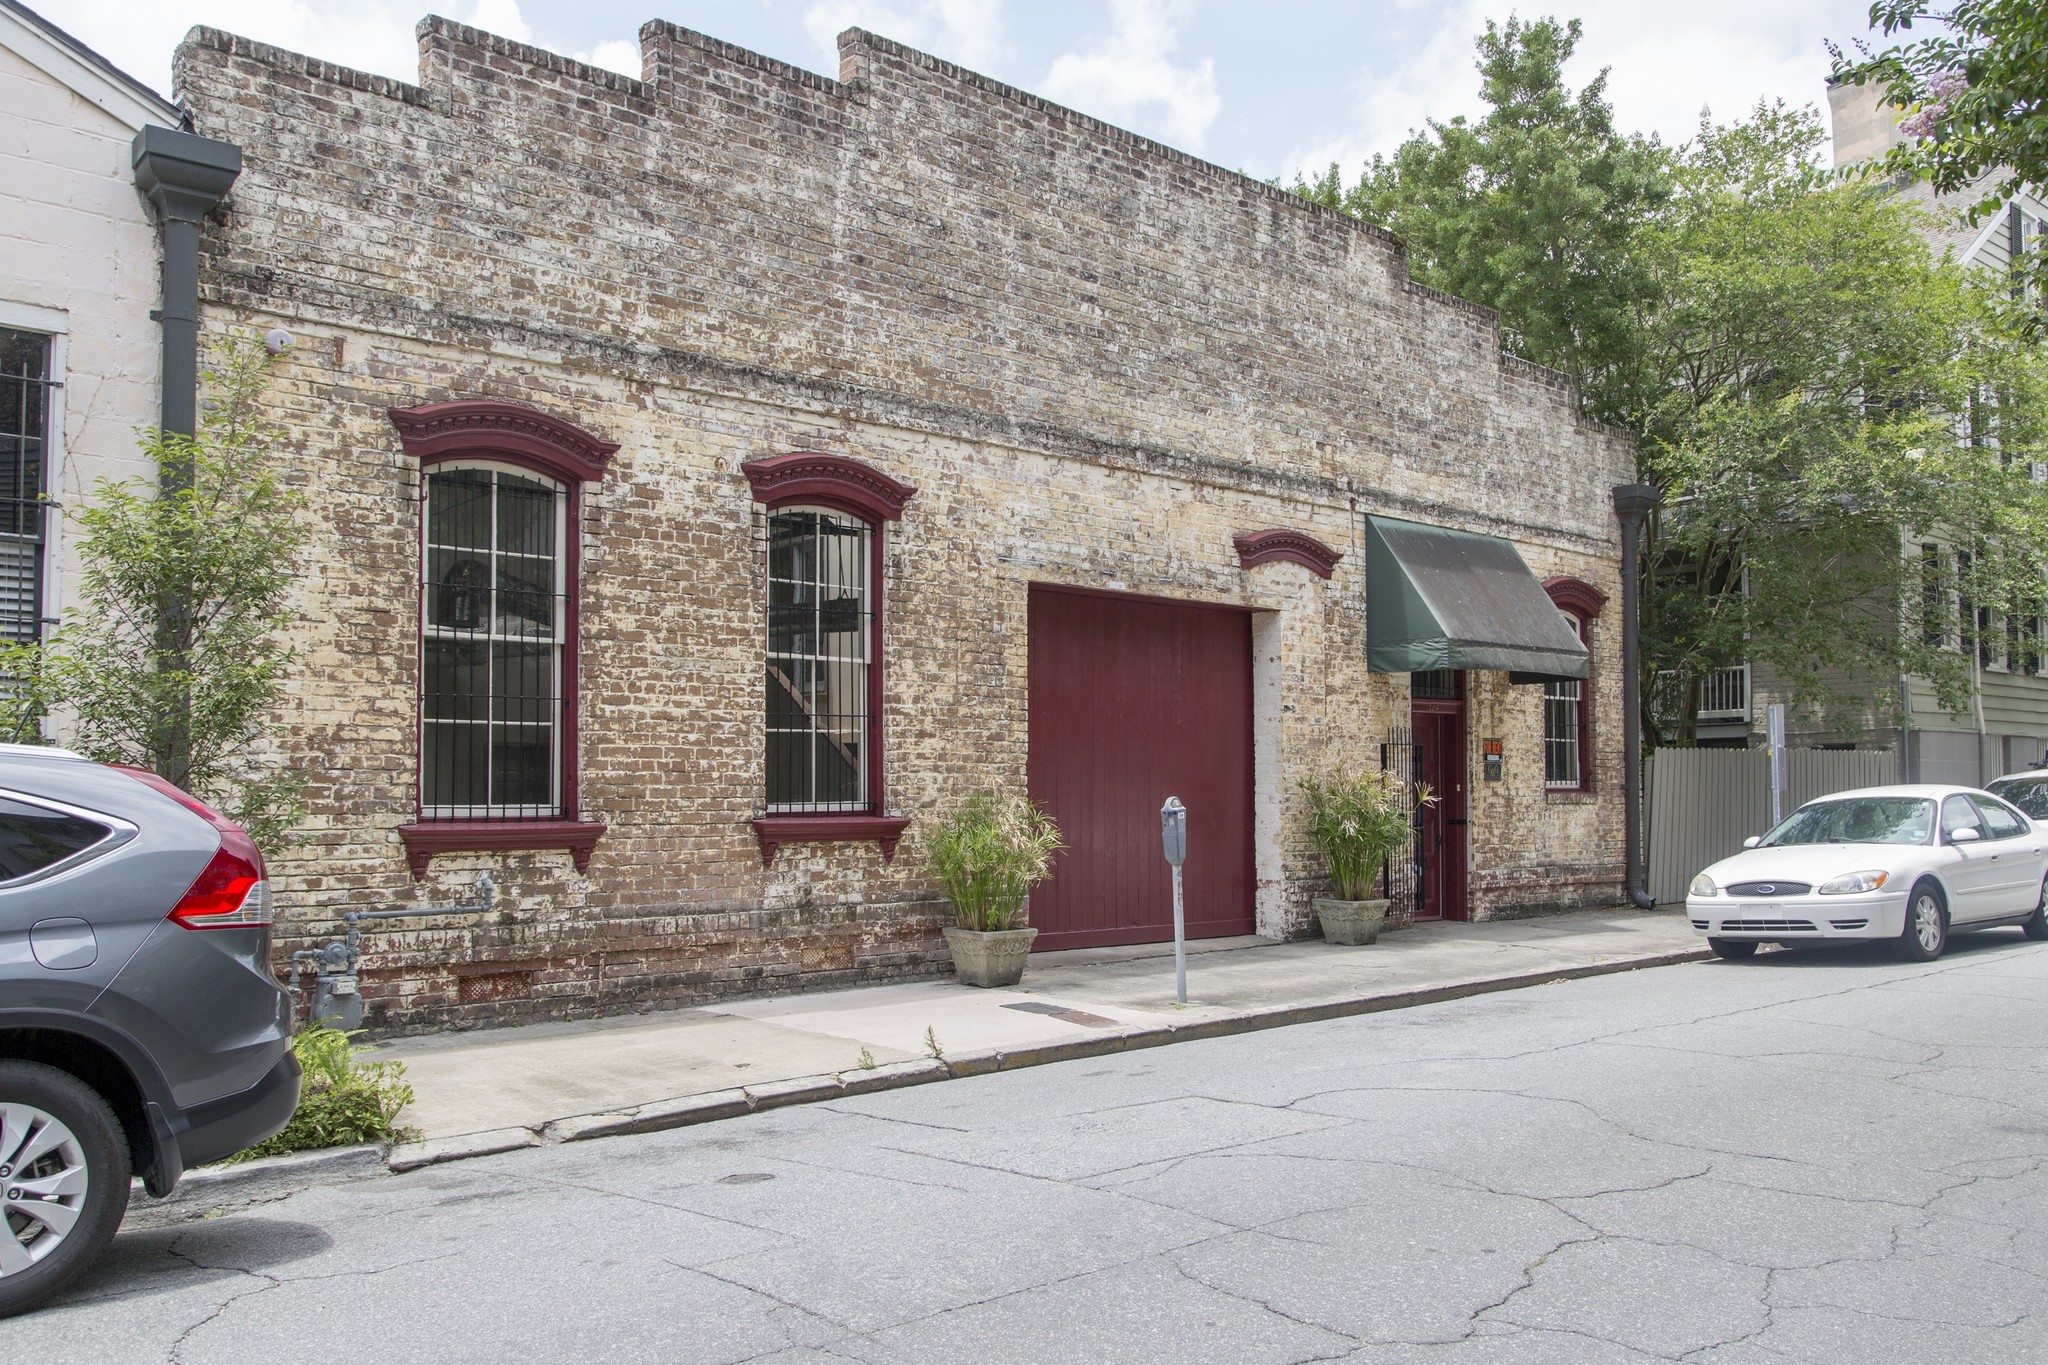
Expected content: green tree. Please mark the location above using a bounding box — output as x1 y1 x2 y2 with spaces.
1 337 308 844
1626 103 2048 741
1298 16 1667 399
1297 14 2048 745
1831 2 2048 244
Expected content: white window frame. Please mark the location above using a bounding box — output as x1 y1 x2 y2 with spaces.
0 302 66 665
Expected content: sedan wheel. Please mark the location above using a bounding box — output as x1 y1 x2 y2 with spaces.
0 1062 129 1319
1895 883 1948 963
2023 876 2048 942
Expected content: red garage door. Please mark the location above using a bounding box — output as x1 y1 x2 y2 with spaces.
1027 585 1255 950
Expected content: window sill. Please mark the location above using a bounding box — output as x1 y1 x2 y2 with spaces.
396 819 607 880
1544 789 1597 805
752 814 909 867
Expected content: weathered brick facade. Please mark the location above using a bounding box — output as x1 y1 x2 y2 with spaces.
172 17 1635 1032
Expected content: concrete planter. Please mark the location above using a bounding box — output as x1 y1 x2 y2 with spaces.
1315 897 1389 946
943 925 1039 987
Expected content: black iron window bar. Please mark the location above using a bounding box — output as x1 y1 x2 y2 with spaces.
0 328 53 648
766 507 871 813
421 467 565 820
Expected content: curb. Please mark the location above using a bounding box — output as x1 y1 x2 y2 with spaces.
123 1142 389 1229
137 945 1712 1220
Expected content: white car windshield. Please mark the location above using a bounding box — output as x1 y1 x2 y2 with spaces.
1760 797 1934 847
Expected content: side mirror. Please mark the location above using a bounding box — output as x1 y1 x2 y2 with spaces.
1741 836 1760 849
1949 826 1982 844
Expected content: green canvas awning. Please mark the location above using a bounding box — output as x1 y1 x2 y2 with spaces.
1365 516 1589 678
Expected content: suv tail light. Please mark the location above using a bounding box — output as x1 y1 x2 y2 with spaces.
111 766 272 930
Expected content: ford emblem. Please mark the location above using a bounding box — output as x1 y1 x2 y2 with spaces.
1756 884 1775 895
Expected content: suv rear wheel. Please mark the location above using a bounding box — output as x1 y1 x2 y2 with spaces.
0 1061 130 1318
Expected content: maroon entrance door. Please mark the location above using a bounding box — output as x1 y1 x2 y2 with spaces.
1027 585 1255 950
1413 673 1469 921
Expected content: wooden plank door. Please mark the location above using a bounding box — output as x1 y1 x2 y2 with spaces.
1026 586 1255 950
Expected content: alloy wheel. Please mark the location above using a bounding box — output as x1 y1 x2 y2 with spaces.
0 1104 90 1277
1913 892 1944 955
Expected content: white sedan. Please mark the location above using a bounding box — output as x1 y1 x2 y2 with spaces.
1686 784 2048 961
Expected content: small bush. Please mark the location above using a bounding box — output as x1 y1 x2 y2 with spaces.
227 1025 414 1162
925 790 1065 931
1299 770 1433 901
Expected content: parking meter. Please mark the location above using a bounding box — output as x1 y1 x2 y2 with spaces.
1161 797 1188 1002
1161 797 1187 866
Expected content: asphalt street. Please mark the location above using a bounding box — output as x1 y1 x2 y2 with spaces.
25 931 2048 1363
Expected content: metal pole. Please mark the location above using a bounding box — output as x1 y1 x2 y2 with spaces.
1612 484 1660 910
1171 863 1187 1005
1161 796 1188 1004
1766 702 1787 827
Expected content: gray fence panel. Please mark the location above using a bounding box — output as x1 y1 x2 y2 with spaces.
1645 748 1896 905
1786 749 1897 811
1648 749 1769 906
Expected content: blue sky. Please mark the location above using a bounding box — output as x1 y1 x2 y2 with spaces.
44 0 1883 180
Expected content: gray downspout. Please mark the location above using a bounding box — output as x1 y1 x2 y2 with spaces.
130 125 241 444
1612 484 1661 909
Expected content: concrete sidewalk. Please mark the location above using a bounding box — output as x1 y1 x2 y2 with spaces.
374 907 1704 1166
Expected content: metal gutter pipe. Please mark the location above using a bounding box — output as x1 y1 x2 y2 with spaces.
1612 483 1661 910
130 125 240 447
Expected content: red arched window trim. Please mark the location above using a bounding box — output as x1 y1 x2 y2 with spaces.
742 452 917 522
1233 529 1343 579
745 453 916 865
389 400 614 879
1541 575 1607 620
390 400 620 483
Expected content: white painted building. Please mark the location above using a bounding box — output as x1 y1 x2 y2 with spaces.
0 0 179 652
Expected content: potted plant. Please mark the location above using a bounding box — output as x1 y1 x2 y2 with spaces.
1299 769 1431 945
926 790 1066 987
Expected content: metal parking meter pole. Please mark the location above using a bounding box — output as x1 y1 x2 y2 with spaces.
1161 797 1188 1004
1766 703 1787 828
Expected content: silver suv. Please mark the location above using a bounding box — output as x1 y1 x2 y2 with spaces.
0 745 299 1315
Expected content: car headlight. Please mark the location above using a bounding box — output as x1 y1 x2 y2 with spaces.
1689 873 1717 898
1818 870 1889 895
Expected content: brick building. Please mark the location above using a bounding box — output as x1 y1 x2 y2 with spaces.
167 17 1635 1030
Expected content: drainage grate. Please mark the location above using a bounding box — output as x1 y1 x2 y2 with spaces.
1002 1000 1117 1028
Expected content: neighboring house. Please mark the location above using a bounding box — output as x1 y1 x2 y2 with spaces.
163 18 1636 1032
0 0 182 657
1682 80 2048 784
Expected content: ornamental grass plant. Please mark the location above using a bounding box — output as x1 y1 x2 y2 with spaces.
1299 769 1432 901
926 791 1065 932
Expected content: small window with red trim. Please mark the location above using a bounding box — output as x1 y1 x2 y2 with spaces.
1543 610 1590 790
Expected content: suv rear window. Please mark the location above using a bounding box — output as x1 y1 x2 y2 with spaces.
0 795 112 880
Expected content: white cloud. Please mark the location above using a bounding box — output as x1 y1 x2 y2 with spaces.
1038 0 1220 152
575 39 642 79
802 0 1007 74
465 0 532 44
46 1 426 96
1277 0 1865 184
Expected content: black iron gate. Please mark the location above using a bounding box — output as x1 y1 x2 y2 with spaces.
1379 729 1421 924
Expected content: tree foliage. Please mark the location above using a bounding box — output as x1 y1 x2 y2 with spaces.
0 337 308 844
1830 2 2048 233
1297 16 2048 743
1297 17 1666 394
